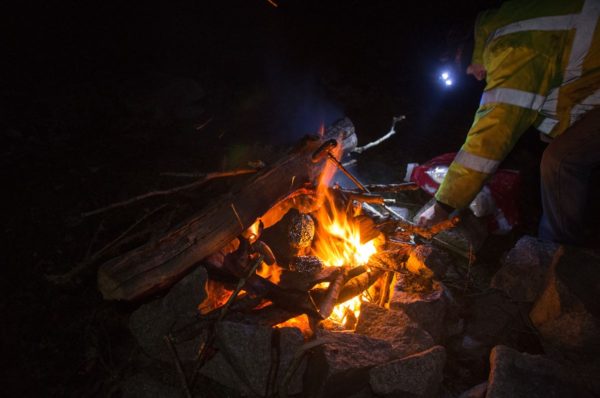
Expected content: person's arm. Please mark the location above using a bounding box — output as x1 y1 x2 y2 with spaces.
417 43 556 227
435 45 556 210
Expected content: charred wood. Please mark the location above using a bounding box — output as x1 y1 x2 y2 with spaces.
97 118 357 301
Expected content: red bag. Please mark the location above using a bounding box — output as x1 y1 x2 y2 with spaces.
406 153 521 234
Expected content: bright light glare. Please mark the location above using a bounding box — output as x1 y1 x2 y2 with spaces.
441 72 449 80
445 79 453 86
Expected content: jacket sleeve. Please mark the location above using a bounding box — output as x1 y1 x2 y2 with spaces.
435 44 556 209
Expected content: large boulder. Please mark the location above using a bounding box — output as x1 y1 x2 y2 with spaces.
120 372 180 398
305 330 393 398
369 345 446 398
491 236 559 302
458 382 487 398
129 266 208 362
529 246 600 355
486 345 592 398
462 290 521 351
389 273 448 343
202 321 305 396
355 302 434 359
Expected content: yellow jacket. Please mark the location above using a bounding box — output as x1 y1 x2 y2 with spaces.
436 0 600 209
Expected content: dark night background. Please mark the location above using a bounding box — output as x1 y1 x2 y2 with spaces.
2 0 551 396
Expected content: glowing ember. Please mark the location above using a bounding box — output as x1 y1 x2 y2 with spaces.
199 280 235 315
275 314 312 337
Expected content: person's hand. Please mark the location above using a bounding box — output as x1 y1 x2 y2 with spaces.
416 202 450 228
466 63 486 81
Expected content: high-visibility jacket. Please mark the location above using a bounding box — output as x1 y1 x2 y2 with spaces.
436 0 600 209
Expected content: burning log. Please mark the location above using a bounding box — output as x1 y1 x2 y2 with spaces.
318 268 347 318
97 118 357 301
337 268 385 304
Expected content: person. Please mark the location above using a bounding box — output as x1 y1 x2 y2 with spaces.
417 0 600 244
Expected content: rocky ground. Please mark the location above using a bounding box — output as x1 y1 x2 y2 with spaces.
3 1 600 397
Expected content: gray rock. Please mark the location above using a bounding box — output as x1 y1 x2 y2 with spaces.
491 236 559 302
121 372 179 398
213 321 305 396
369 345 446 398
129 266 207 362
346 385 375 398
458 382 487 398
163 266 208 318
389 273 447 343
200 351 251 395
463 290 520 349
305 330 393 398
486 345 592 398
355 302 434 359
530 246 600 356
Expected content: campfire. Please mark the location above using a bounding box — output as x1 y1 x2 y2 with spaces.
198 153 390 333
107 118 459 397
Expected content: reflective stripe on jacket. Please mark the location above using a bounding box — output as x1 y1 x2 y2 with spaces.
436 0 600 209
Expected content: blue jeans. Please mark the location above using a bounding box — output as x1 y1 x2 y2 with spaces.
539 107 600 244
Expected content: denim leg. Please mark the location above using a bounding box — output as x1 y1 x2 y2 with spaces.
539 107 600 244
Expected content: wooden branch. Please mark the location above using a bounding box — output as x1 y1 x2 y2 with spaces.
160 168 257 179
98 118 357 301
277 267 339 291
352 115 406 154
82 168 257 218
318 269 346 318
392 216 460 240
336 268 385 304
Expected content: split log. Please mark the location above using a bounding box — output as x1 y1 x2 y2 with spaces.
98 118 357 301
318 269 346 318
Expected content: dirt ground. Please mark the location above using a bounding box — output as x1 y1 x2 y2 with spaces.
4 1 596 396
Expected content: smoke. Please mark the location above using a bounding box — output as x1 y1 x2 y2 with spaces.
264 60 343 144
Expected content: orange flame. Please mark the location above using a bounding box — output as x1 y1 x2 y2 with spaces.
256 261 282 284
199 280 234 315
311 150 381 325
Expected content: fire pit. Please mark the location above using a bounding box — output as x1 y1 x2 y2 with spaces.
121 118 458 397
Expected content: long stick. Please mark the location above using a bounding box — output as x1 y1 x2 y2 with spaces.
219 254 264 321
82 169 257 217
352 115 406 154
164 335 193 398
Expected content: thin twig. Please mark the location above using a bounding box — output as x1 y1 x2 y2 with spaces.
84 220 104 260
160 168 257 179
188 254 265 388
352 115 406 154
219 254 264 321
82 169 256 217
230 203 245 233
463 244 475 294
164 335 193 398
279 339 331 398
194 116 213 131
47 205 167 284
